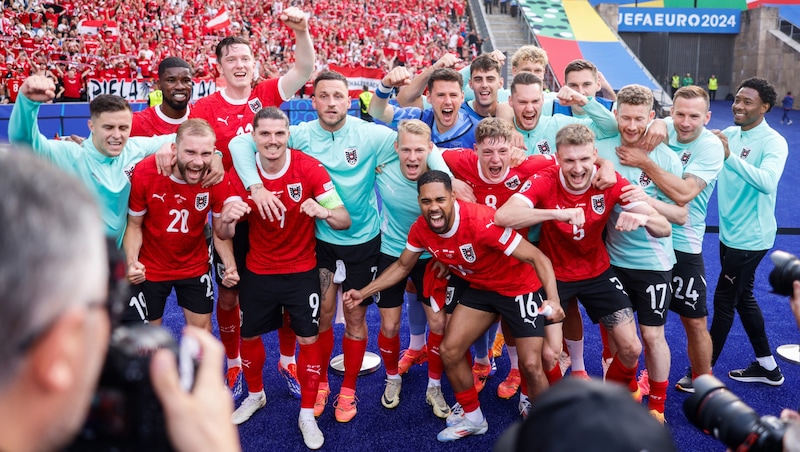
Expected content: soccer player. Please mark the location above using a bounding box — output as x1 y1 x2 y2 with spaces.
495 124 671 404
369 67 480 149
123 119 241 331
460 54 505 120
131 57 193 137
545 59 616 117
596 84 688 423
220 107 350 449
615 85 724 393
343 170 564 442
709 77 787 385
373 120 451 418
187 6 316 398
229 70 453 423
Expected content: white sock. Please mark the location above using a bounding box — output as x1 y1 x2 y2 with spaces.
519 393 529 405
474 355 490 365
464 407 484 424
428 378 441 388
409 333 426 351
299 408 315 421
565 339 585 371
387 373 401 380
757 355 778 371
250 390 265 399
507 346 519 370
280 354 296 368
227 356 242 369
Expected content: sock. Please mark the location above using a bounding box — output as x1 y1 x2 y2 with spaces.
318 328 334 384
378 331 400 376
507 346 519 370
428 378 441 388
427 332 444 380
757 355 778 371
606 354 637 388
278 313 297 366
519 375 528 397
454 387 481 415
564 339 585 372
341 336 367 391
227 357 242 369
472 329 491 361
600 325 613 361
240 338 265 393
545 363 562 384
216 304 241 360
298 408 315 421
406 291 428 347
409 334 426 351
298 341 322 410
648 379 668 413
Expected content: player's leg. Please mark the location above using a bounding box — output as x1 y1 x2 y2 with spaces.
670 251 712 391
137 280 171 327
312 240 341 416
399 279 429 374
175 273 214 332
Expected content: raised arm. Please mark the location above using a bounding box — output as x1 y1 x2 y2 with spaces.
277 7 315 97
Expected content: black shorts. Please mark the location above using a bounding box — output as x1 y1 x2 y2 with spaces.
121 284 149 325
444 274 470 315
456 286 546 338
375 253 430 309
135 272 214 321
557 267 633 324
238 268 321 338
316 234 380 305
613 266 672 327
213 221 249 289
669 250 708 318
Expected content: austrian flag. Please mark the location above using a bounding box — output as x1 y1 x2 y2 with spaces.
206 7 231 31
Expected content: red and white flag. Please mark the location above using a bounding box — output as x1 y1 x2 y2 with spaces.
206 7 231 31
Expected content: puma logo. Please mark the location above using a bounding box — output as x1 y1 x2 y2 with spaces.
654 309 666 319
523 317 538 328
306 365 321 376
152 193 166 202
684 300 699 310
724 274 737 285
217 116 230 126
242 360 251 369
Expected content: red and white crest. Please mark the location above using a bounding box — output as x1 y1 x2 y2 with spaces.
591 194 605 215
459 243 476 263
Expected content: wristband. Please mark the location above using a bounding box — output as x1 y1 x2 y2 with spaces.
214 150 224 157
375 83 392 99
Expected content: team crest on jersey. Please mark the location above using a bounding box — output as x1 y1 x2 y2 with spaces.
459 244 476 263
123 163 136 180
519 180 532 193
591 194 605 214
195 193 209 211
680 152 691 166
639 171 652 187
505 175 521 190
248 97 262 114
344 147 358 165
287 183 303 202
536 140 552 155
740 147 751 159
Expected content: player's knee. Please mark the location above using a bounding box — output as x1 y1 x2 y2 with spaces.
217 289 238 310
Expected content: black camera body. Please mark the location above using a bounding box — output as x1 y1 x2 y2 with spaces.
683 375 788 451
769 250 800 296
66 325 191 452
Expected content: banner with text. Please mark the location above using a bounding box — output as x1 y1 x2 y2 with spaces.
618 8 740 34
87 78 217 102
328 64 385 98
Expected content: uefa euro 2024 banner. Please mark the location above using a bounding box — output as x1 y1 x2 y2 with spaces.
86 78 217 102
618 8 741 34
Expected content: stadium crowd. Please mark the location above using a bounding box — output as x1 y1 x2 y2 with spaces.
0 0 475 103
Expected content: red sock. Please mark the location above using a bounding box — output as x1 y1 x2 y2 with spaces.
454 387 480 414
378 331 400 376
648 379 668 413
278 311 296 357
545 363 562 385
599 324 612 361
606 354 637 388
427 332 444 380
298 341 322 409
240 338 265 393
318 328 334 384
216 304 241 360
341 336 367 391
519 376 528 397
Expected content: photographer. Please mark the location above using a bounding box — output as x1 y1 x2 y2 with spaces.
0 150 240 452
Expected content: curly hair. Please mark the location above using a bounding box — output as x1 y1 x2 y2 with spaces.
736 77 777 112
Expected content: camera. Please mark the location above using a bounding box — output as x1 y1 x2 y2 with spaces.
768 250 800 296
683 375 788 452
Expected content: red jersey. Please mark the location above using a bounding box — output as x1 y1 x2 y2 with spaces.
131 105 189 137
442 148 555 210
406 201 542 296
513 166 631 282
7 78 23 103
62 73 82 99
229 150 338 275
128 155 235 281
190 77 283 170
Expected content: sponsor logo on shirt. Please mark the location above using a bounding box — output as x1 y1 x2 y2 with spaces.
287 183 302 202
591 194 605 214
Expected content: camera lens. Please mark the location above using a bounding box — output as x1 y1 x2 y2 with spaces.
769 250 800 296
